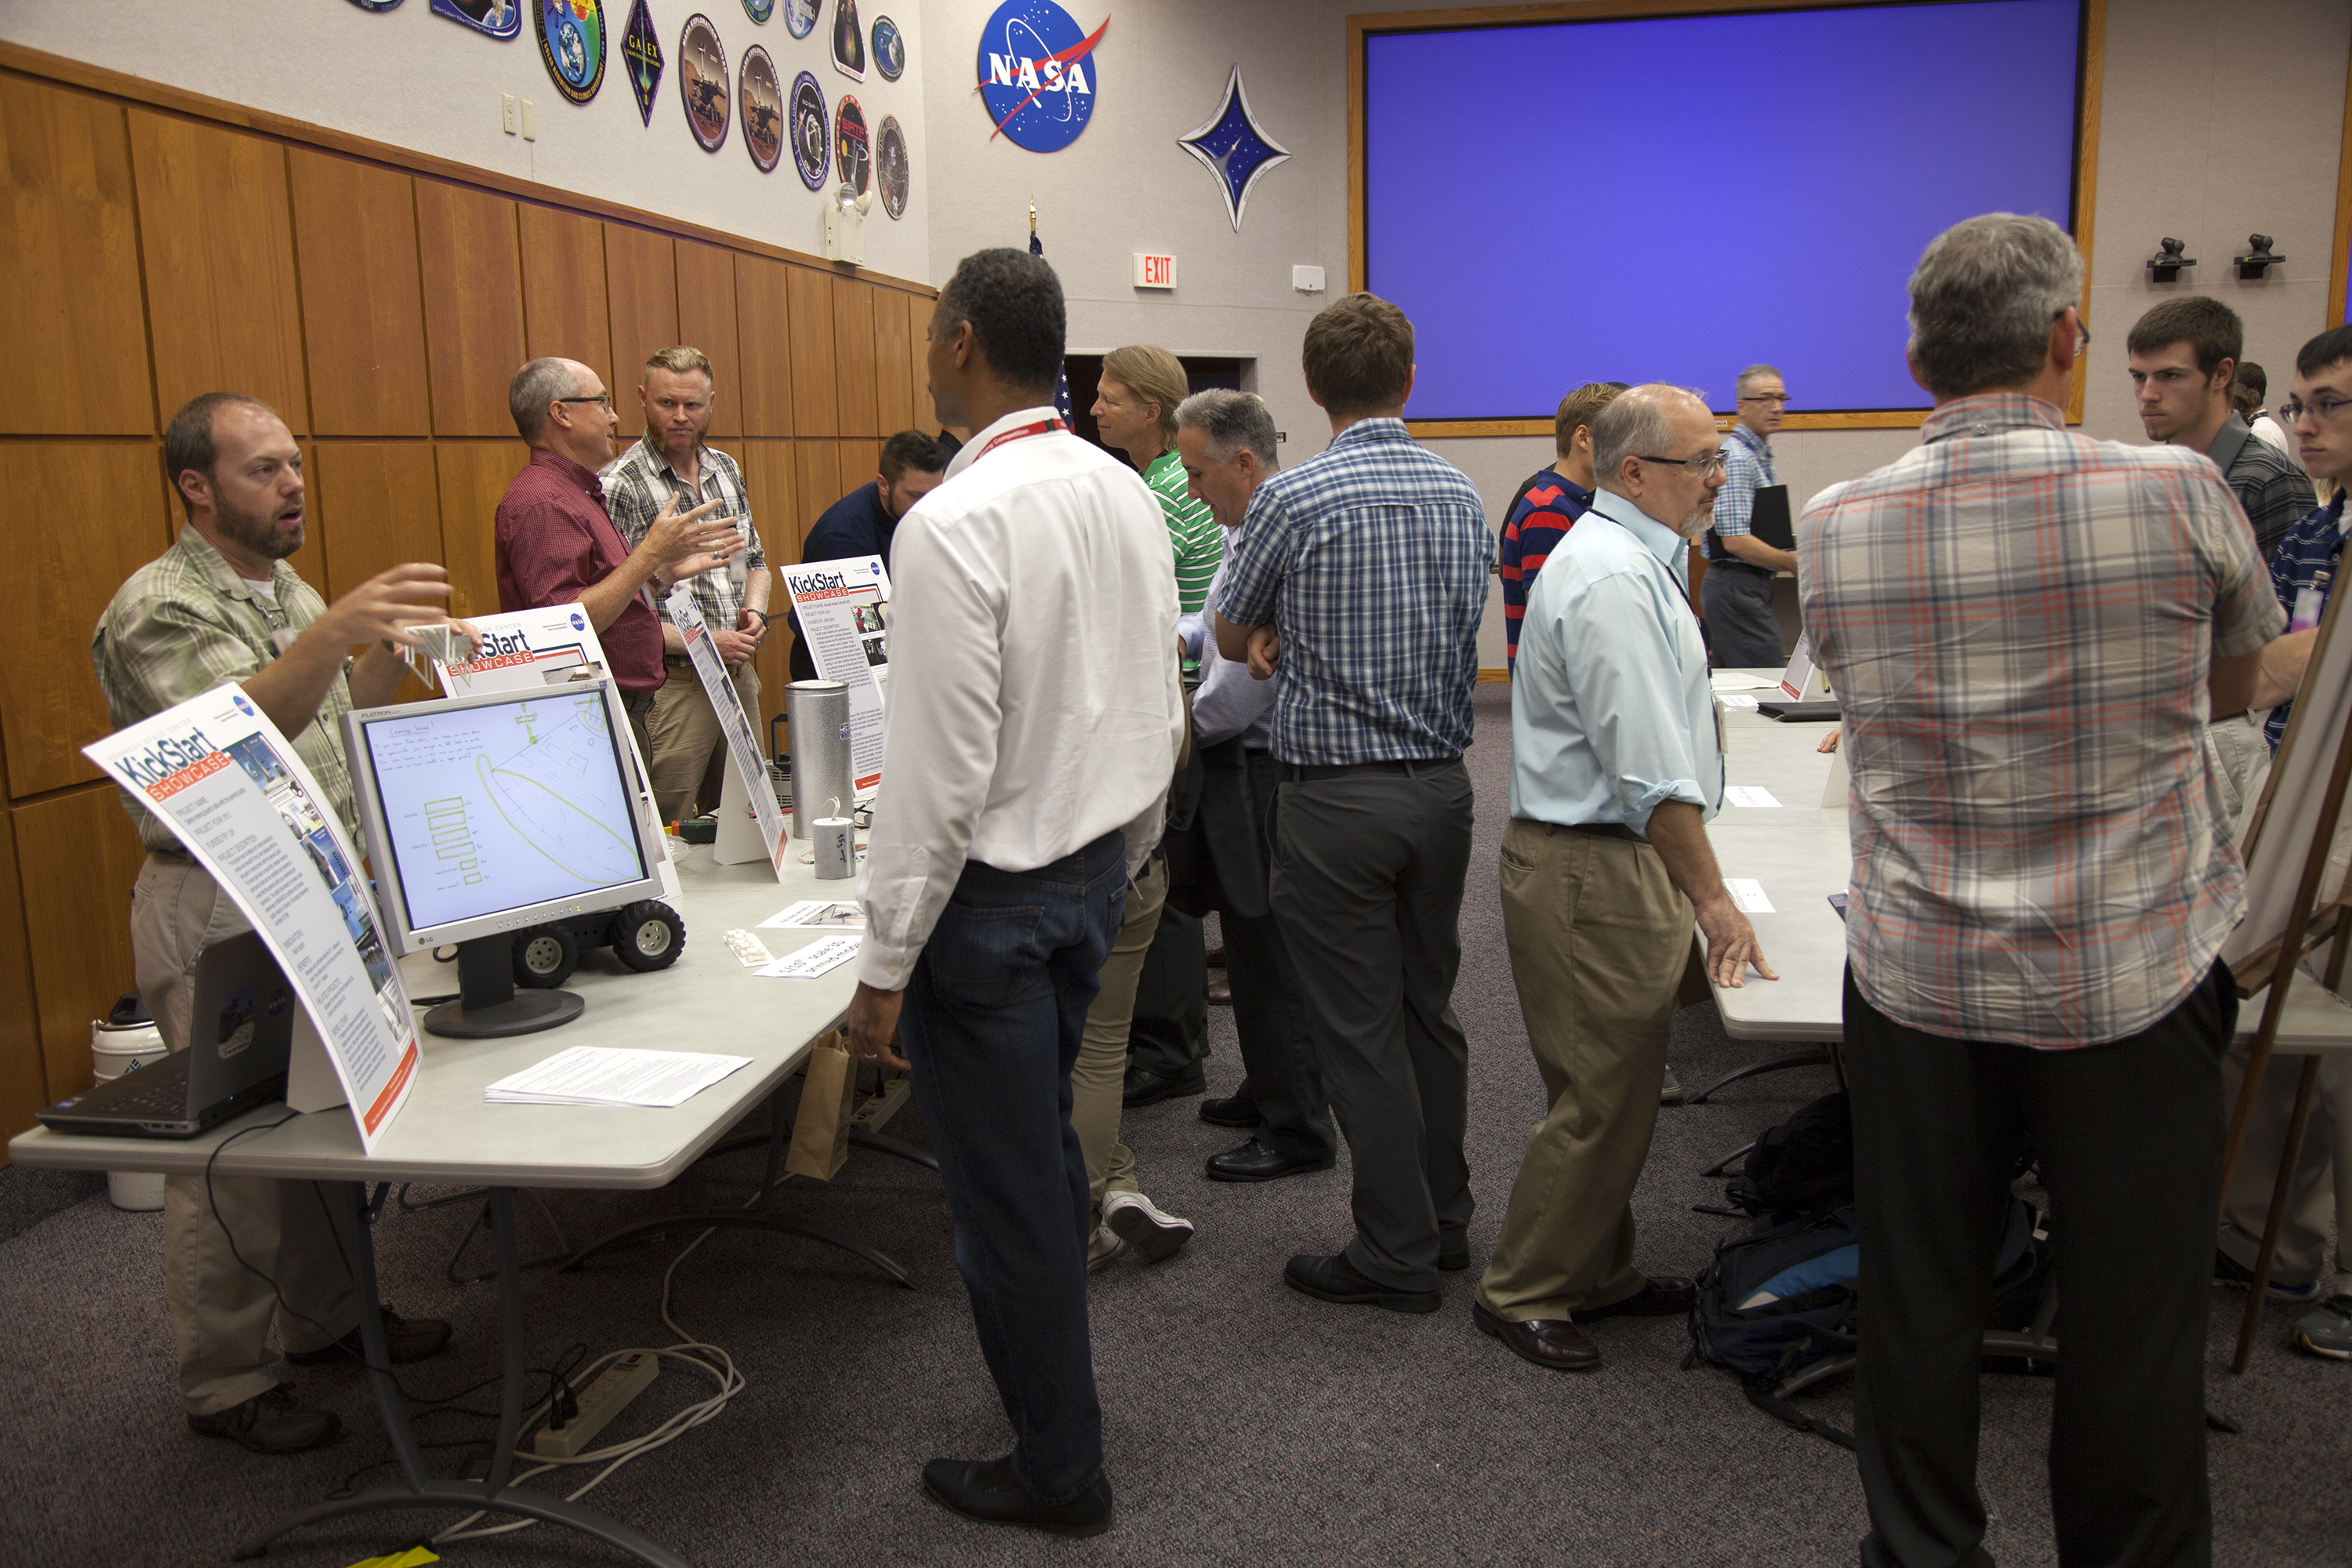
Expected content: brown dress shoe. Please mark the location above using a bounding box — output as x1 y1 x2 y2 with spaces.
1570 1276 1698 1323
1473 1300 1599 1370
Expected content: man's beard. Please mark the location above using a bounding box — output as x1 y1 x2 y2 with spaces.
216 492 303 560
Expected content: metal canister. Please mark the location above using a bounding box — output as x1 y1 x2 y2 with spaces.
785 679 853 840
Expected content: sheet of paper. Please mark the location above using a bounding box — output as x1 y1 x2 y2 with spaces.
780 555 893 797
757 932 862 978
484 1045 751 1108
668 584 788 875
1724 786 1781 808
1717 693 1760 710
722 929 775 967
1710 673 1780 691
1724 877 1775 914
758 898 867 930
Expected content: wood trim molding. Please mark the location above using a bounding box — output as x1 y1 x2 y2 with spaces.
2332 29 2352 331
1478 666 1510 683
0 40 935 299
1350 0 2100 429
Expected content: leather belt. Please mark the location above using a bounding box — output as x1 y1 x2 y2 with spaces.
1277 757 1461 782
1563 822 1644 843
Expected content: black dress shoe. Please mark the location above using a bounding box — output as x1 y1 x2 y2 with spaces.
1198 1087 1261 1128
1204 943 1227 968
285 1305 452 1366
1474 1301 1601 1371
1439 1242 1471 1272
1122 1066 1204 1108
921 1454 1113 1537
1570 1276 1698 1323
1207 975 1232 1006
1283 1252 1440 1313
187 1383 343 1454
1206 1137 1335 1182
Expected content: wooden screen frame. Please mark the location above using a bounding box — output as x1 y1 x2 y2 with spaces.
2331 31 2352 330
1346 0 2105 436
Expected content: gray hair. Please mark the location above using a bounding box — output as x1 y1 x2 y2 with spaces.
509 356 584 441
1736 363 1783 397
1174 389 1279 469
1907 213 2085 397
1591 384 1705 494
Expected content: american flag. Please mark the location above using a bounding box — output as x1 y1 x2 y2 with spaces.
1029 223 1075 423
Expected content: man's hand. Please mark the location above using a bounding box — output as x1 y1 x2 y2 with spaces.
710 627 759 667
737 607 770 644
319 563 453 648
1694 895 1779 989
637 494 739 576
1817 726 1841 754
2249 627 2318 712
845 982 909 1071
1245 626 1279 681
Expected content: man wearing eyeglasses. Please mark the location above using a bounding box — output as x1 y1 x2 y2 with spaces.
495 356 742 760
1700 365 1799 670
1473 384 1774 1374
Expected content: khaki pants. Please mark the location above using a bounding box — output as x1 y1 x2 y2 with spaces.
2219 1036 2352 1296
1479 820 1697 1321
132 855 357 1414
644 659 762 825
1069 856 1166 1215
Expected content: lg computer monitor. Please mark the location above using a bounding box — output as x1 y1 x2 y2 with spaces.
342 677 664 956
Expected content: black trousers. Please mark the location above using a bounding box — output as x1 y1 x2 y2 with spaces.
1222 748 1334 1160
1126 904 1208 1086
1843 964 2230 1568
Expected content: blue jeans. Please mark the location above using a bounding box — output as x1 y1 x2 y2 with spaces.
900 830 1129 1504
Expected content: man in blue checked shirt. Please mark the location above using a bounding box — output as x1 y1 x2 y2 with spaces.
1214 292 1492 1316
1700 364 1798 669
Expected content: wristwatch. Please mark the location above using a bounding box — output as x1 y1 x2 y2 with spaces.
746 608 771 628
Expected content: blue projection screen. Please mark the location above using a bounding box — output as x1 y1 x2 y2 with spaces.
1363 0 2084 420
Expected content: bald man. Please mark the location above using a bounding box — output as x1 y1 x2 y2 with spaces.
495 355 739 757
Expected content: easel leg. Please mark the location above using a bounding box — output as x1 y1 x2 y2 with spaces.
2233 1054 2324 1373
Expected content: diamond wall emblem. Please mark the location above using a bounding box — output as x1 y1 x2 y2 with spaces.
1176 66 1290 231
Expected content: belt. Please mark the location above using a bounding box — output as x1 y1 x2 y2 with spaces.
1277 757 1461 782
1706 556 1773 578
619 688 658 710
1563 822 1644 843
664 655 693 666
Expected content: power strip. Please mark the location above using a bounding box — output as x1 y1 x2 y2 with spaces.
534 1352 659 1458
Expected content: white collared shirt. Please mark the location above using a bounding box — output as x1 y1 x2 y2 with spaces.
855 406 1186 989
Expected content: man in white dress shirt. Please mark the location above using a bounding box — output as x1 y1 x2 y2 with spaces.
846 248 1185 1538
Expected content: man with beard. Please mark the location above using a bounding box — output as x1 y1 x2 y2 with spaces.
788 430 946 681
93 393 470 1454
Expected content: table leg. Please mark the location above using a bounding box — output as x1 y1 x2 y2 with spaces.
1685 1046 1834 1105
230 1181 689 1568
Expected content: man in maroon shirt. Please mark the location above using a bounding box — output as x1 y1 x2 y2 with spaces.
495 355 739 754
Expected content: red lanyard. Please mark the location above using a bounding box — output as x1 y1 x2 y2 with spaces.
971 415 1069 463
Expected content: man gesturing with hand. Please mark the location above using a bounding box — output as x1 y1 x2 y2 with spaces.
1472 384 1773 1378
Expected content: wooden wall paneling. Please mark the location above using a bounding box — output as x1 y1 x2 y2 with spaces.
16 787 147 1104
0 808 49 1147
415 180 527 437
832 275 878 438
906 292 933 431
4 443 172 796
871 289 913 435
604 223 680 441
288 149 430 437
732 254 795 439
127 110 310 432
314 443 444 601
837 438 880 499
285 438 328 597
519 203 612 396
0 78 151 435
676 239 742 439
786 265 839 437
793 441 843 558
434 441 528 620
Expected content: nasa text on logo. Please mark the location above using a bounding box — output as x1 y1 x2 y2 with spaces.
789 70 830 190
836 96 871 196
536 0 608 104
975 2 1105 153
877 115 909 220
569 612 587 630
233 695 256 717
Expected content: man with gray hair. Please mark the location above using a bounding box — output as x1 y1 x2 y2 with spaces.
1472 384 1774 1376
1169 390 1337 1184
1802 214 2282 1566
495 354 740 760
1700 363 1798 668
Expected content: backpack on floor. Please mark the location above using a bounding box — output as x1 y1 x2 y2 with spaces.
1722 1091 1853 1220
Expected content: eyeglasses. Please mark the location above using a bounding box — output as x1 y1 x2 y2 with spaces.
1636 450 1730 474
2281 395 2352 425
555 393 612 411
1738 394 1791 407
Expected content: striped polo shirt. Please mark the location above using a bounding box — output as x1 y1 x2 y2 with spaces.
1144 447 1223 615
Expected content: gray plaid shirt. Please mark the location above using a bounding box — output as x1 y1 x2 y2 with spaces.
601 434 766 633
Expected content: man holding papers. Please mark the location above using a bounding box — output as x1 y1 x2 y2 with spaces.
845 249 1184 1537
92 393 464 1455
1700 363 1797 669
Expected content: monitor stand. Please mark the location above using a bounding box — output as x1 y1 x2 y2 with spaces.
423 934 586 1040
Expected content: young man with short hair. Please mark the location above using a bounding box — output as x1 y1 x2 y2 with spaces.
1499 380 1622 670
2128 295 2314 558
788 429 946 681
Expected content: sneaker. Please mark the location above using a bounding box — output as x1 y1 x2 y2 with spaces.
1087 1222 1127 1272
2291 1294 2352 1359
285 1305 452 1366
2214 1248 2325 1304
1660 1064 1684 1105
1102 1191 1195 1264
187 1383 342 1454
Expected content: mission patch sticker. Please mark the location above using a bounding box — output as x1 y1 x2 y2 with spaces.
741 45 784 172
877 114 909 220
790 71 829 190
872 15 906 81
536 0 607 103
622 0 664 125
679 13 731 152
835 96 870 196
432 0 521 33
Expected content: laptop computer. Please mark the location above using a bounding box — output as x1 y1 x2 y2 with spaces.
38 931 295 1138
1748 485 1795 551
1757 699 1843 722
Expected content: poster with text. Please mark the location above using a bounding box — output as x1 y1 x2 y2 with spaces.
780 555 891 797
85 688 419 1152
668 584 789 873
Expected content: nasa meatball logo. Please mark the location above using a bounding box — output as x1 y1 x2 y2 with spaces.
975 2 1105 154
232 695 256 717
569 612 587 631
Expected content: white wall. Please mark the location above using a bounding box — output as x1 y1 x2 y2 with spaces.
0 0 935 285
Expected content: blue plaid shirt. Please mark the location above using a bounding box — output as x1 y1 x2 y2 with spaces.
1704 421 1777 561
1216 417 1492 765
2263 490 2349 750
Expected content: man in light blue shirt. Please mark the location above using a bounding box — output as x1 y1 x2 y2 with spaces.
1474 384 1777 1377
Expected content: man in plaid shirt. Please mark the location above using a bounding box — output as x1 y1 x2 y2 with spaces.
1215 292 1492 1315
603 346 772 824
1802 215 2282 1566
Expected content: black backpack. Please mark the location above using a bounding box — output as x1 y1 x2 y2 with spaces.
1723 1091 1853 1219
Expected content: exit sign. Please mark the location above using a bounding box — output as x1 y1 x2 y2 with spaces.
1132 252 1176 289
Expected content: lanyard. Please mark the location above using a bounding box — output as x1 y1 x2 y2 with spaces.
971 415 1069 463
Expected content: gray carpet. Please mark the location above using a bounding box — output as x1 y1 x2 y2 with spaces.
4 684 2347 1566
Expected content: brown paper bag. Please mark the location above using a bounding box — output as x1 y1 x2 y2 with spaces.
786 1029 860 1180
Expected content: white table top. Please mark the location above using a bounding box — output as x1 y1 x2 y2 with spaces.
7 844 864 1187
